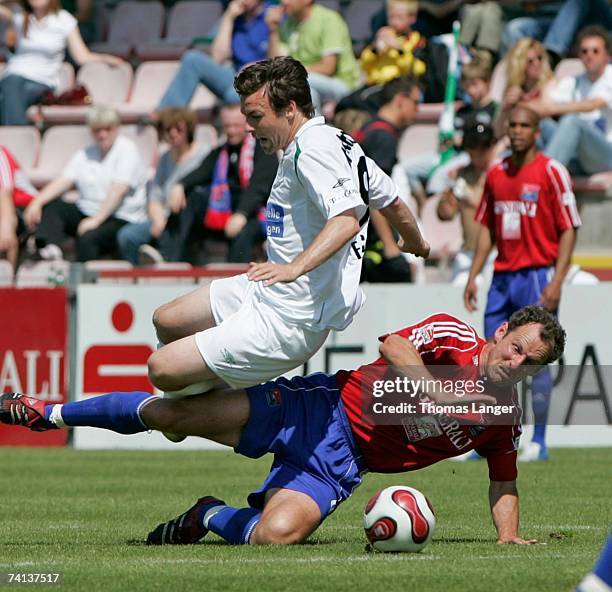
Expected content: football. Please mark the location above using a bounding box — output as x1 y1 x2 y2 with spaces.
363 486 436 552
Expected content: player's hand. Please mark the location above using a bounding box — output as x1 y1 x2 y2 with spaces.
23 201 42 229
398 237 430 259
226 0 246 18
168 184 187 214
225 212 247 239
464 279 478 312
497 536 540 545
539 281 561 311
503 86 523 108
247 261 301 286
77 216 101 236
265 6 283 31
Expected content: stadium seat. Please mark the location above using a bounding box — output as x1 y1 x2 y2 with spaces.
0 260 14 286
136 0 223 61
0 126 41 175
28 125 91 188
34 62 134 125
489 59 507 103
57 62 76 94
318 0 340 12
195 124 218 150
15 260 71 287
419 193 463 260
120 125 159 169
415 103 448 124
85 260 134 284
555 58 584 79
90 0 165 59
397 124 438 160
342 0 383 46
137 262 194 285
116 61 218 122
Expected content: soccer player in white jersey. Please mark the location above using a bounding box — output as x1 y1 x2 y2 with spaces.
147 57 430 401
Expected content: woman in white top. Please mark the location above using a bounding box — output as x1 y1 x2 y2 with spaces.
0 0 122 125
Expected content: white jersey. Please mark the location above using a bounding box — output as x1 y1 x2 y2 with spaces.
256 116 397 331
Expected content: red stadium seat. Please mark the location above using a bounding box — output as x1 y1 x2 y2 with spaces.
116 61 217 122
1 126 41 175
33 62 134 125
90 1 165 59
136 0 224 61
397 124 438 160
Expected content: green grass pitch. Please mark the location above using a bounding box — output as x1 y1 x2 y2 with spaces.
1 448 609 591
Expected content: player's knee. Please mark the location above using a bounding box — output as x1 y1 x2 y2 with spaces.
147 350 180 391
152 303 176 344
253 515 309 545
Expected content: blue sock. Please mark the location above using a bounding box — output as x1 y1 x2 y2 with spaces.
204 506 261 545
594 535 612 586
531 367 552 447
47 392 156 434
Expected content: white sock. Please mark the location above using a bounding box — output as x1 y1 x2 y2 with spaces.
48 404 66 428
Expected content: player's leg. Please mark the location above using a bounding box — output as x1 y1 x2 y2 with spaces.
152 283 216 345
250 488 321 544
0 389 250 445
513 267 554 460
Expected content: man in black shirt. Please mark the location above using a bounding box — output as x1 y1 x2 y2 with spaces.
150 104 279 263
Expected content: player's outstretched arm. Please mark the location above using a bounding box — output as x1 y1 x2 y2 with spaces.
247 209 360 286
379 197 430 258
489 480 538 545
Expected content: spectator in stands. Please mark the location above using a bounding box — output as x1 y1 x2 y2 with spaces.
502 0 612 66
116 108 209 266
157 0 270 109
494 38 556 139
266 0 360 112
354 76 420 283
459 2 503 61
0 146 37 268
436 122 497 286
140 104 278 265
402 51 498 202
372 0 460 40
0 0 122 125
358 0 426 86
23 106 148 262
542 26 612 176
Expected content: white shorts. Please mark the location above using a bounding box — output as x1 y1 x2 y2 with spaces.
195 274 329 389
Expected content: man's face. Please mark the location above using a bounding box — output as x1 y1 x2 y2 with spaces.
485 322 550 385
462 78 489 105
579 35 609 78
396 87 421 128
90 123 119 153
280 0 311 18
241 86 293 154
507 109 538 154
466 146 494 172
221 106 248 146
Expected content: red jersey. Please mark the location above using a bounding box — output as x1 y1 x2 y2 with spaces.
475 153 581 272
337 313 521 481
0 146 36 208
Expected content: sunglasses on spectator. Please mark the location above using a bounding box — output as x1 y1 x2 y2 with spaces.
527 55 543 64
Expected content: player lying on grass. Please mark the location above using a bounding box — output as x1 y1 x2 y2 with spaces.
0 305 564 547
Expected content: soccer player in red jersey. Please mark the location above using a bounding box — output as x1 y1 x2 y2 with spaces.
463 105 581 462
1 306 565 547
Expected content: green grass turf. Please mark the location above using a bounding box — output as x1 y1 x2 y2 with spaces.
0 448 609 592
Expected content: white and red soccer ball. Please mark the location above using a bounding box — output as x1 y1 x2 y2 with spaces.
363 486 436 552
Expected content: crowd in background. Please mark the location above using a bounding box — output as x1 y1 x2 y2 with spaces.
0 0 611 282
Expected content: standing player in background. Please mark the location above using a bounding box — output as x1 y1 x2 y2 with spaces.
464 106 581 461
1 306 565 547
147 57 430 409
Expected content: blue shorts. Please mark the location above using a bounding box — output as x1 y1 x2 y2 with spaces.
484 266 554 339
235 373 367 520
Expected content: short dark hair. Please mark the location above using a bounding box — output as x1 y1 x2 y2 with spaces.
234 57 315 118
507 305 566 365
380 76 420 105
461 122 496 150
509 104 541 128
577 25 611 53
